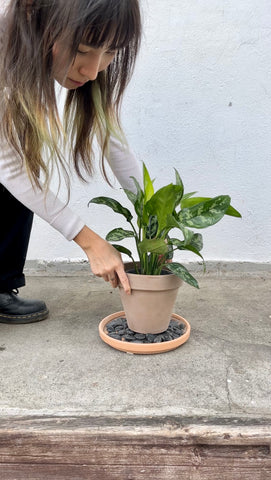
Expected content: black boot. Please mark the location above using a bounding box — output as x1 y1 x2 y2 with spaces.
0 290 49 324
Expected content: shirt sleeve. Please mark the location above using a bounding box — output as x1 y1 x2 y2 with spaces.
0 132 143 241
105 136 143 192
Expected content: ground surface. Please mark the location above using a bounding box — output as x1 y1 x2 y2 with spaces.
0 273 270 420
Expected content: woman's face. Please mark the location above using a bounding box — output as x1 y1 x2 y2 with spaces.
52 41 117 88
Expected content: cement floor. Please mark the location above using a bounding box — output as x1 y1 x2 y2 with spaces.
0 273 270 421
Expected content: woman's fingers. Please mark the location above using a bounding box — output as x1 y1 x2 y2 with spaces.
104 270 130 294
105 272 118 288
73 226 131 294
115 268 131 295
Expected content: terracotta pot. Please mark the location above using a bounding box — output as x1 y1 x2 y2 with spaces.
118 263 183 334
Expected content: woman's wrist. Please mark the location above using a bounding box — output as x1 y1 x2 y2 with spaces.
73 225 99 252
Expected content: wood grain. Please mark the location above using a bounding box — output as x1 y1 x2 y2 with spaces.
0 416 270 480
0 434 270 467
1 464 271 480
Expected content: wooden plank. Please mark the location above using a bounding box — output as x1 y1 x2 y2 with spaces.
0 416 270 479
0 433 270 467
0 415 270 445
1 464 271 480
1 415 271 431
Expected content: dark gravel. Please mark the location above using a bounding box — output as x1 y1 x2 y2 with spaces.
106 318 186 343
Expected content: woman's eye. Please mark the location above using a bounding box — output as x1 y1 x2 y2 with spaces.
106 50 117 56
76 47 117 56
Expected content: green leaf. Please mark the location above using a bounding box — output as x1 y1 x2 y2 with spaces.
182 191 198 200
169 230 203 251
181 196 241 218
123 188 137 205
146 215 158 239
164 214 182 231
225 205 242 218
166 262 199 289
162 216 194 239
89 197 133 222
129 177 145 223
168 238 204 261
138 238 168 255
190 233 203 252
181 227 195 245
174 169 184 197
143 163 154 202
106 228 135 242
168 238 186 248
179 195 231 229
165 236 174 260
111 244 134 260
145 184 184 233
181 196 208 209
130 176 144 198
181 244 205 262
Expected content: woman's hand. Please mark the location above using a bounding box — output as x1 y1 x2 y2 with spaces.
73 226 131 294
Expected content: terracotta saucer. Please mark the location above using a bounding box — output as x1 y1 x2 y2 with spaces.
99 311 191 355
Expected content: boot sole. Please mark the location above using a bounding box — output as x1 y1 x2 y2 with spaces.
0 309 49 324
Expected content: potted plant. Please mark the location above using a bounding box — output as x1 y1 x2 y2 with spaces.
89 164 241 335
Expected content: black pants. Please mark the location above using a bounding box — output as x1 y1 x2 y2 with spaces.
0 185 33 292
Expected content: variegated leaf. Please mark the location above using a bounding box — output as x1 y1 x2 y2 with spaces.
179 195 231 229
166 262 199 289
89 197 133 222
106 228 135 242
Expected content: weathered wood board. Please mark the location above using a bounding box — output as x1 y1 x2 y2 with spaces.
0 416 270 479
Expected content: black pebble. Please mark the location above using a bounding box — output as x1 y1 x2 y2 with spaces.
134 333 146 340
106 317 186 344
108 333 122 340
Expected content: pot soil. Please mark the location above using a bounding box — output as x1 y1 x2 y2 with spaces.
118 263 183 334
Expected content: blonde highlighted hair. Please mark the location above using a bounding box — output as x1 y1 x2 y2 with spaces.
1 0 141 189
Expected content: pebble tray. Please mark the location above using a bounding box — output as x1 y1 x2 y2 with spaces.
99 311 191 354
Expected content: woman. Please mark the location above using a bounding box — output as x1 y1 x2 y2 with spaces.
0 0 142 324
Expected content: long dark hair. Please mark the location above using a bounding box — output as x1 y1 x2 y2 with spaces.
1 0 142 189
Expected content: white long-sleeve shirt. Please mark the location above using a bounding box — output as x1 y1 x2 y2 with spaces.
0 15 141 241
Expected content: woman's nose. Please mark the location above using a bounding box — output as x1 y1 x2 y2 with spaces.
79 56 102 81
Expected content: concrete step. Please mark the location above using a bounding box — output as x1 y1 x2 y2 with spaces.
0 274 270 478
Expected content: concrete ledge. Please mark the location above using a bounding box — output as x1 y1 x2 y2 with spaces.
25 259 271 277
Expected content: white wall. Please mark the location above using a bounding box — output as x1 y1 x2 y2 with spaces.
27 0 271 264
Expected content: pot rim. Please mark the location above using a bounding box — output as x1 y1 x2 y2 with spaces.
120 262 183 290
122 261 181 279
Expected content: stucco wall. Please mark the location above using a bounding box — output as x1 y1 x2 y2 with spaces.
4 1 271 264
